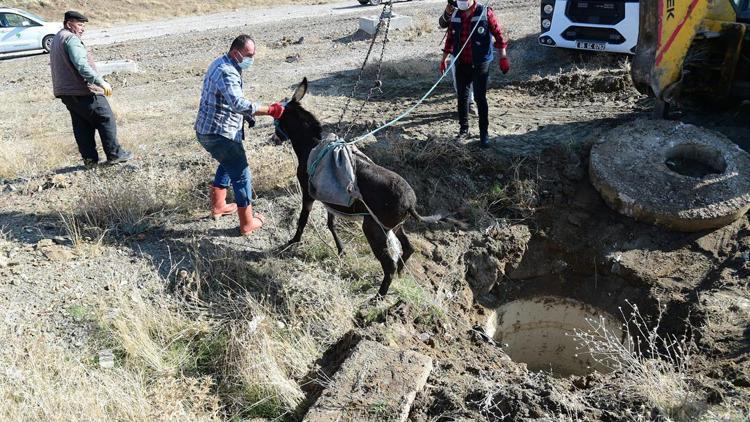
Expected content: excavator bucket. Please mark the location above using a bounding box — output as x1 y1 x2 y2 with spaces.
631 0 739 111
632 0 712 100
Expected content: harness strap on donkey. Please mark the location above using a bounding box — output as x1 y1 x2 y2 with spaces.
306 135 364 208
307 136 402 263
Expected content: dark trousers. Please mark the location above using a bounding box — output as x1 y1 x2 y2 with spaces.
60 95 123 162
455 61 490 136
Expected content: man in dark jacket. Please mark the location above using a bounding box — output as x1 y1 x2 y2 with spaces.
50 11 133 166
440 0 509 147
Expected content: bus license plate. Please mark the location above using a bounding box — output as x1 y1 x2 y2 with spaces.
577 41 606 51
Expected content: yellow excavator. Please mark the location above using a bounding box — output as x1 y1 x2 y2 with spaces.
632 0 750 116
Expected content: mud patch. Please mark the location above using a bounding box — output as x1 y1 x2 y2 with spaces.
512 69 635 98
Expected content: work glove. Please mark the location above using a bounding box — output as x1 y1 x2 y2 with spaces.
100 80 113 96
268 102 285 120
439 57 449 75
499 57 510 74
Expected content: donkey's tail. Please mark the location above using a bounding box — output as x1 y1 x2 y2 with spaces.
409 208 468 230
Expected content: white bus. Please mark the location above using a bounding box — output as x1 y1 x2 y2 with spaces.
538 0 639 54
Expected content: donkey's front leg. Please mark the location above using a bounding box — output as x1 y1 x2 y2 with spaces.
288 198 314 246
327 212 345 256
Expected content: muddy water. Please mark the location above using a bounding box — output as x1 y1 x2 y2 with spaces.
485 296 624 378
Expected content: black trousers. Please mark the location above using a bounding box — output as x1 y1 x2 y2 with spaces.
60 95 123 162
455 61 490 136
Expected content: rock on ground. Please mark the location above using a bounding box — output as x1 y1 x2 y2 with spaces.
305 340 433 422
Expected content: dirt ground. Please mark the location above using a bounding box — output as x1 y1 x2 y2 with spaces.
1 0 749 420
5 0 343 26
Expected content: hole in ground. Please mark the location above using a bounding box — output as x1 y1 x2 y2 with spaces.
664 143 727 178
485 296 625 378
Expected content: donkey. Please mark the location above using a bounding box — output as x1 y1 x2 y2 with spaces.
273 78 451 297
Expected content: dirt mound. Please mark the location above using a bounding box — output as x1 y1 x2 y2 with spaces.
513 69 636 98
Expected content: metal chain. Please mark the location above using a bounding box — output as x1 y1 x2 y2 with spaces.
336 1 393 134
342 1 393 139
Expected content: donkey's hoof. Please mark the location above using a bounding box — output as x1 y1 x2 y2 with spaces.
276 241 299 254
367 296 385 307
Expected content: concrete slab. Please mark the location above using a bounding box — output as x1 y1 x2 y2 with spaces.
359 14 413 35
304 340 433 422
590 120 750 232
95 60 138 76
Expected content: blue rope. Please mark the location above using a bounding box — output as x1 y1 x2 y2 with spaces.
347 0 492 144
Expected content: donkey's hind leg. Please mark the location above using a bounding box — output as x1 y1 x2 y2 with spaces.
395 226 414 276
327 212 345 256
362 216 396 297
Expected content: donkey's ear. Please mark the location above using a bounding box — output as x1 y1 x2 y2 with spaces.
291 77 308 102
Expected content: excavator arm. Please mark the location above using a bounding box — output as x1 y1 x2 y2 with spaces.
631 0 744 115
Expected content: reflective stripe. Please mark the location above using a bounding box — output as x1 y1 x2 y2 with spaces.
471 16 487 22
451 17 462 22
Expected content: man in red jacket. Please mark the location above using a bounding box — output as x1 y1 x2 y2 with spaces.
440 0 509 147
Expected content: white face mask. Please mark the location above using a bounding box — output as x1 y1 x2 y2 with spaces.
238 56 254 70
457 0 471 10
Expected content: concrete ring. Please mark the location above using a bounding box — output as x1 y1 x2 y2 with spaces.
589 120 750 232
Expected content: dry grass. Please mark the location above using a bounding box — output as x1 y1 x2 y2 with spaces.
381 57 439 82
106 292 216 376
402 20 437 42
0 285 222 421
382 130 479 171
0 90 74 179
475 301 706 421
480 157 540 221
251 143 299 193
0 234 360 420
222 279 355 418
58 211 107 256
0 339 221 420
172 243 359 418
77 167 201 235
574 301 705 421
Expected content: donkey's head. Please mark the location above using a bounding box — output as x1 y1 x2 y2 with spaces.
272 77 322 148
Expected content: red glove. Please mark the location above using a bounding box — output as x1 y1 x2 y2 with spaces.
439 58 448 75
499 57 510 74
268 102 285 120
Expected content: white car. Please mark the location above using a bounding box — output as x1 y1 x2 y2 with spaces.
0 8 61 54
538 0 639 55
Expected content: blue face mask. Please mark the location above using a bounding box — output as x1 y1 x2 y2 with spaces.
238 56 254 70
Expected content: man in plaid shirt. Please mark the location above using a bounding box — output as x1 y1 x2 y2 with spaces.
195 34 285 236
440 0 509 147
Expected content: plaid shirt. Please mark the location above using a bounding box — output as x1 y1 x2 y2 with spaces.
195 54 258 142
444 4 507 64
